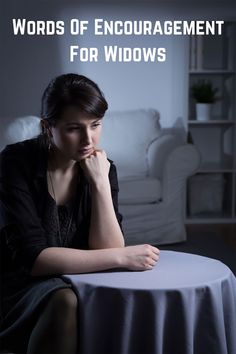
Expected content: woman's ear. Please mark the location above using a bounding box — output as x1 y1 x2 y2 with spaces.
40 119 52 137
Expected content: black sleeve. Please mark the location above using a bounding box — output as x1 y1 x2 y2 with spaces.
108 162 124 235
0 148 48 273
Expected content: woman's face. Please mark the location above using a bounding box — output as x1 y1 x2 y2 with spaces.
50 106 102 161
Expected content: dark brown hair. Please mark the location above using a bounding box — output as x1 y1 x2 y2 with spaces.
41 73 108 130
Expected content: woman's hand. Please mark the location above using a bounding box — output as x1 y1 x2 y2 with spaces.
80 149 110 187
118 244 160 271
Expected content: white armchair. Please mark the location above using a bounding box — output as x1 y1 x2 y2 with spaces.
100 109 200 246
0 110 200 246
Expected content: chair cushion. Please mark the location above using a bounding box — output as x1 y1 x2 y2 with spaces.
100 109 162 179
118 177 162 205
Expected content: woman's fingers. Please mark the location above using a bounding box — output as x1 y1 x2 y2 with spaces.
152 246 160 255
88 149 108 163
150 247 160 265
92 148 106 155
152 254 160 262
80 148 110 185
142 244 160 267
122 244 160 271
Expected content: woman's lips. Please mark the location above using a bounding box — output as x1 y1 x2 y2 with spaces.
78 148 93 155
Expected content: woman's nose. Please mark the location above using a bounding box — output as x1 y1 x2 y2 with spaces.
81 129 92 145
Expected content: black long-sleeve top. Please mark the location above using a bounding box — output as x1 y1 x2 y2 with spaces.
0 135 123 317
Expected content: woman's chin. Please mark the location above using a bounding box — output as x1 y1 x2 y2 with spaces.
77 155 87 161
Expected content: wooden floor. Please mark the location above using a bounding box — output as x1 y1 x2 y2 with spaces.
186 223 236 251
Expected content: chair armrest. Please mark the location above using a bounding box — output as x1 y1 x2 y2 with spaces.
148 134 185 179
0 116 41 152
148 134 201 203
163 144 200 203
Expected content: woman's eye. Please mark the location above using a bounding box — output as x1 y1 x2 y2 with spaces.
67 127 80 132
91 123 101 129
66 123 101 132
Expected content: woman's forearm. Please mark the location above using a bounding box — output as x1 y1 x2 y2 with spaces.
88 178 125 249
31 246 123 276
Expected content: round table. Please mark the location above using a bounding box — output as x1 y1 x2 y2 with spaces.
63 250 236 354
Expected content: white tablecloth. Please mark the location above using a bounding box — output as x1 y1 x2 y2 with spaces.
63 250 236 354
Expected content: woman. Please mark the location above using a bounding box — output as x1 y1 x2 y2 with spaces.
0 73 160 354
